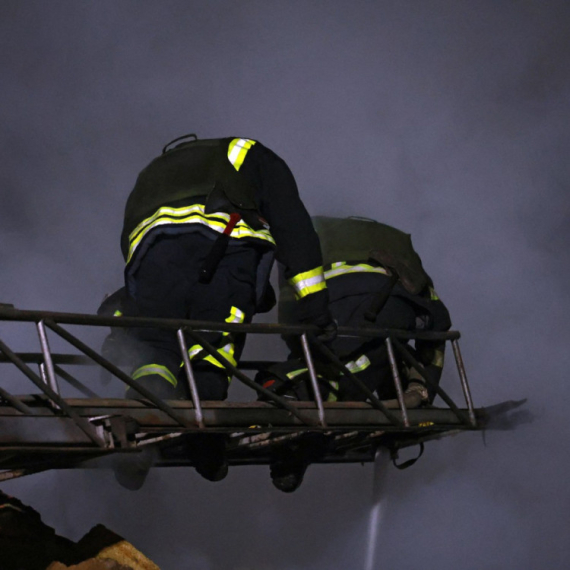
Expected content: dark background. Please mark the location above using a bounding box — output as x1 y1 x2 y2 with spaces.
1 2 569 568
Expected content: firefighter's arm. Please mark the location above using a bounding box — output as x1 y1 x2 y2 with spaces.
241 143 333 329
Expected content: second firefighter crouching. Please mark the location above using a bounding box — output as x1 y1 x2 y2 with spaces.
256 215 452 408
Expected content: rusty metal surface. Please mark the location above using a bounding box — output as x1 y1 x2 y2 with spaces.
0 397 510 476
0 399 473 429
0 417 97 445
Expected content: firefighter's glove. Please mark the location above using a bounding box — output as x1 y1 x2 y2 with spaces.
305 312 338 345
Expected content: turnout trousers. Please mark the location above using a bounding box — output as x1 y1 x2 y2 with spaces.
261 274 417 402
326 286 417 400
125 232 260 400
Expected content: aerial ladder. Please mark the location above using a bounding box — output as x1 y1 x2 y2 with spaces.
0 304 521 483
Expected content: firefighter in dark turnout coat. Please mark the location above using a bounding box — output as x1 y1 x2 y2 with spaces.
120 136 331 404
255 216 451 493
259 215 451 406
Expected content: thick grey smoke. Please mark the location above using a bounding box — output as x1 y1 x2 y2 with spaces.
1 1 569 568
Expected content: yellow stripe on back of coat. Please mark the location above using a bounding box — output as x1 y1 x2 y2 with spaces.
289 266 326 299
228 138 256 171
324 262 389 280
126 203 274 263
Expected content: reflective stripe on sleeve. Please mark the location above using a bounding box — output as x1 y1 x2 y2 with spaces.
227 138 256 171
324 262 389 281
132 364 178 387
288 266 326 300
127 203 274 264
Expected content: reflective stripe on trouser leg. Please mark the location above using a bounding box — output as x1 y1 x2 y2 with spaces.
132 363 178 387
284 366 340 403
187 342 237 371
183 306 246 380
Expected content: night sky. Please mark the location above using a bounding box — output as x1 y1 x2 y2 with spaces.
1 2 569 568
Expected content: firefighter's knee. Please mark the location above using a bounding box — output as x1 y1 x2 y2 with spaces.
191 363 230 400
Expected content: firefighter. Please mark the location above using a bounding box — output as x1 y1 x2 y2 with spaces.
258 215 451 492
115 135 333 482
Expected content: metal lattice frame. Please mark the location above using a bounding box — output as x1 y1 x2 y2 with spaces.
0 305 479 481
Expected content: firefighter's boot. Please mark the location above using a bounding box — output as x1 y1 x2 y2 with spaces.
190 433 229 482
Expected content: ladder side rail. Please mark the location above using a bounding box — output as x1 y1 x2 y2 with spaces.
0 305 460 339
0 308 474 427
0 353 93 365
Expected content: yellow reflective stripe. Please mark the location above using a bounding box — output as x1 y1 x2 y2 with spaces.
113 310 123 317
228 138 256 171
127 203 274 263
130 204 225 245
185 305 245 372
223 306 246 338
225 306 245 325
432 350 444 368
188 344 203 360
289 266 326 299
187 343 237 371
132 364 177 387
285 366 340 401
429 287 440 301
218 343 237 367
343 354 371 375
327 380 339 402
324 262 389 280
286 367 308 380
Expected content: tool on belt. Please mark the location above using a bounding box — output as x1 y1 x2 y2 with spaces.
199 213 242 283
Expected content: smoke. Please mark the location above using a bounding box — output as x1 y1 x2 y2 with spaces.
1 0 570 568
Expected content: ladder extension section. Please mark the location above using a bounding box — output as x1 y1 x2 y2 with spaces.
0 306 479 480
